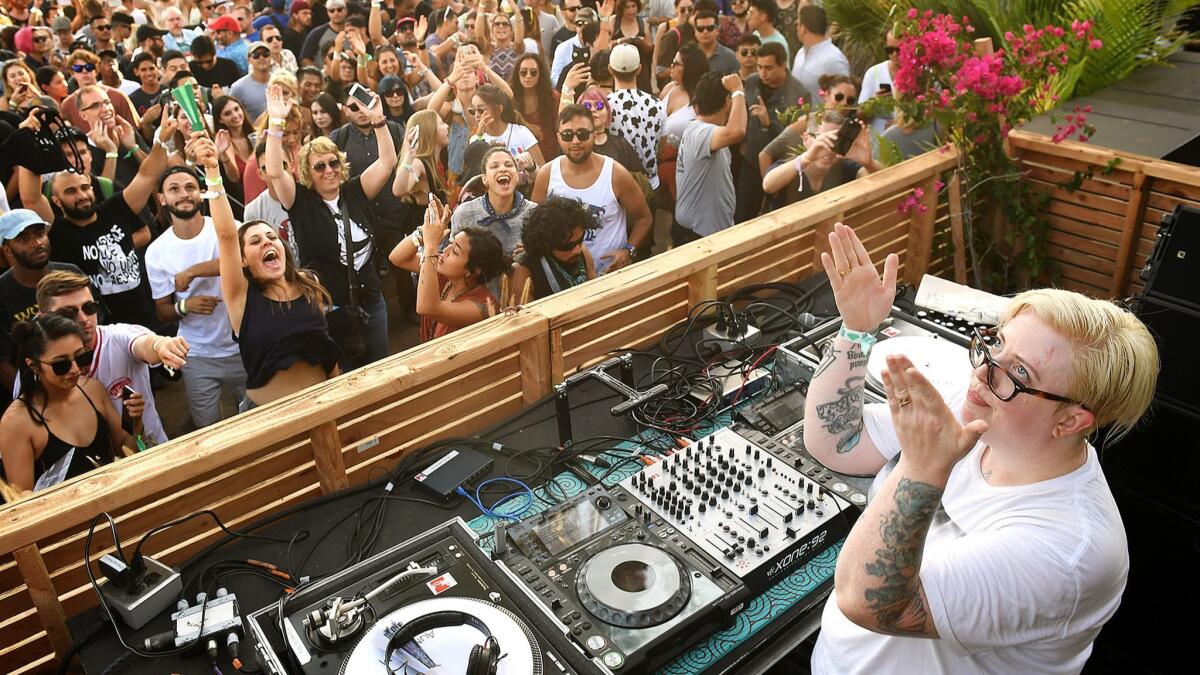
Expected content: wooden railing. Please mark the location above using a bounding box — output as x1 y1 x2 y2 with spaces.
1009 130 1200 298
0 146 964 672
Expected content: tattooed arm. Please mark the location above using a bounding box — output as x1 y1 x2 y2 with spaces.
836 353 988 637
803 223 898 476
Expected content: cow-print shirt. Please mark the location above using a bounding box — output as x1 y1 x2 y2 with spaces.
608 88 666 189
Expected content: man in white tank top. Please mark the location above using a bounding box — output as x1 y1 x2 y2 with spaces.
532 104 653 274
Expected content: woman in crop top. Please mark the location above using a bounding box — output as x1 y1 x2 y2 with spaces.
0 315 129 497
196 133 342 407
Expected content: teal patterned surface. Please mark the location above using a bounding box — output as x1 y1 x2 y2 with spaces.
466 417 842 674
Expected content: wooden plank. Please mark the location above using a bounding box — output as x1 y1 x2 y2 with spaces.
1044 197 1125 231
687 265 718 311
948 172 968 283
811 217 838 272
1025 178 1131 217
0 632 54 675
904 176 940 285
1148 178 1200 204
518 335 554 405
1044 213 1124 245
1023 165 1132 201
1046 228 1118 260
11 545 70 658
549 329 565 382
1112 172 1152 296
308 421 349 494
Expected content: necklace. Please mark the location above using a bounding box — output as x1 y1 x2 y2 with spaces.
442 282 479 303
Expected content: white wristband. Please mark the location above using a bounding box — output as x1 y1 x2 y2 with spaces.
730 90 745 99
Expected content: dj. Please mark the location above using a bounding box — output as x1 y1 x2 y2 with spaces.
804 223 1158 674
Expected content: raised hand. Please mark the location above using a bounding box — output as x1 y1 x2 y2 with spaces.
189 133 220 170
421 195 448 246
563 62 591 91
114 115 138 150
415 15 428 42
157 109 180 145
155 335 190 370
721 73 743 93
882 353 988 475
89 120 118 153
749 95 769 126
266 84 290 119
819 222 898 332
364 92 385 126
844 120 872 166
215 128 231 156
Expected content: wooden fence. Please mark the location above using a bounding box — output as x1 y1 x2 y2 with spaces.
2 144 961 672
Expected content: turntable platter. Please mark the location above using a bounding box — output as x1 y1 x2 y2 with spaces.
339 598 542 675
866 335 969 401
576 543 691 628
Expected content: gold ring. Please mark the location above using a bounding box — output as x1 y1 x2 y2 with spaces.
897 397 912 407
838 270 850 278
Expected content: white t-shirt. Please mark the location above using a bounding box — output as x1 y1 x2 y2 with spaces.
483 123 539 158
322 198 371 272
14 323 167 446
145 217 238 359
791 38 851 98
813 391 1128 675
859 60 896 136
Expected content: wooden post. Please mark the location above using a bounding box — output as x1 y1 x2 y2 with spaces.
1111 171 1151 297
518 335 553 405
13 544 72 658
308 421 348 494
687 265 718 310
549 328 565 383
904 176 941 286
948 172 968 284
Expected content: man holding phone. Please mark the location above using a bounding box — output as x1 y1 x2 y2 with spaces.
551 6 599 85
860 29 900 135
737 41 807 223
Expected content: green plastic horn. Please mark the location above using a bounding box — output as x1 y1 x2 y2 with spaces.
171 84 206 132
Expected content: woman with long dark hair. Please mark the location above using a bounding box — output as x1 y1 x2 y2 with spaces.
467 84 543 174
507 52 559 161
377 75 413 126
660 43 708 201
264 84 396 370
389 196 506 342
0 314 129 495
475 4 526 80
211 95 256 189
308 92 345 140
193 132 341 408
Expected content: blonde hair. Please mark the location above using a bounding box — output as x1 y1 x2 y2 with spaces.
1002 289 1159 441
297 136 350 187
404 109 447 194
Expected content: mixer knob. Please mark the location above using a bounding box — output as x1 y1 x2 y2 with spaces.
747 538 756 549
721 489 729 499
766 457 772 468
737 470 745 481
733 483 741 494
693 485 701 496
670 481 677 491
745 446 752 457
783 512 793 523
698 502 706 513
758 468 766 478
807 499 816 510
754 449 760 460
709 496 717 506
724 548 735 560
806 482 814 495
745 475 753 485
729 447 735 457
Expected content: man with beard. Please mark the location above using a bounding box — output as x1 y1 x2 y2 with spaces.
531 105 652 275
0 211 88 396
737 41 806 222
285 0 314 57
145 167 247 429
18 104 176 328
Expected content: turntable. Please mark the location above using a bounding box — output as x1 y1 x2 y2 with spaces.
498 486 748 673
245 518 605 675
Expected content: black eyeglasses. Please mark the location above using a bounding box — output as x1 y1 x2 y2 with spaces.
53 301 101 319
563 5 581 12
33 35 51 43
583 100 605 111
559 129 592 142
37 349 95 376
969 327 1087 408
695 24 717 33
71 63 97 73
885 46 900 55
833 92 857 104
556 236 584 251
312 158 342 173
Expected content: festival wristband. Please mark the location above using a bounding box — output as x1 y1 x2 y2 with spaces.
838 323 879 355
105 151 118 159
266 129 284 138
730 90 745 99
176 299 189 316
268 117 286 128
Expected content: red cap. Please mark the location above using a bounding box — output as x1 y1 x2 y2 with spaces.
290 0 311 13
208 15 241 33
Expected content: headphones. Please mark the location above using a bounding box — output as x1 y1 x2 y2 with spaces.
384 610 501 675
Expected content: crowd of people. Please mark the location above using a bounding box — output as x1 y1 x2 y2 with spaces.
0 0 937 496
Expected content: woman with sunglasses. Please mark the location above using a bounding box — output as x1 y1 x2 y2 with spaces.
577 86 643 178
265 84 396 370
1 314 130 496
509 195 595 304
508 53 559 161
757 73 864 185
308 92 345 140
761 114 873 206
377 74 413 125
474 1 526 81
466 84 543 175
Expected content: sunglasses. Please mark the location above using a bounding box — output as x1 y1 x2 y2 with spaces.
695 24 717 33
384 89 405 97
37 349 95 376
583 100 606 111
738 48 756 57
250 50 271 59
556 236 584 251
885 46 900 55
34 35 51 43
563 5 581 12
94 24 111 31
518 68 539 77
71 63 97 73
833 92 857 104
575 20 587 27
265 35 283 43
312 158 342 173
559 128 592 142
466 106 489 116
54 301 101 319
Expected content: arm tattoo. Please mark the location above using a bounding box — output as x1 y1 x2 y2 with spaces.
815 375 864 453
863 477 943 635
813 343 840 378
473 300 491 319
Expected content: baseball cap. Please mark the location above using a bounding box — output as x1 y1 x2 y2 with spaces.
51 16 72 32
0 210 49 247
208 15 241 33
290 0 311 14
136 25 168 43
247 41 269 54
326 0 347 9
609 44 640 73
576 8 598 24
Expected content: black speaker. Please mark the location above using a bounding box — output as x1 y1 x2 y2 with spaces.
1140 204 1200 312
1135 294 1200 419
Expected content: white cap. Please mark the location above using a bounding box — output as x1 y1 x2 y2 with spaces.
609 44 641 74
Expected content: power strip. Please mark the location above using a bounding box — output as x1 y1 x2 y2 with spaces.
702 323 762 353
99 556 182 629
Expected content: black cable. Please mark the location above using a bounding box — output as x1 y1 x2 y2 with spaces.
132 510 301 572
